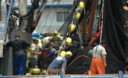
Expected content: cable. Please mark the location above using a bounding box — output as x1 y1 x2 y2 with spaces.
47 1 56 31
47 12 56 31
47 0 61 31
66 55 90 72
42 1 54 32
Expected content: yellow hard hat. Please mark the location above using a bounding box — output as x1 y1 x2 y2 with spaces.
66 37 72 45
69 24 76 32
79 1 85 8
32 68 40 74
75 12 81 20
25 73 31 75
60 51 66 57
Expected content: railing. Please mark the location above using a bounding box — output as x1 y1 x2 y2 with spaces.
0 75 120 78
0 71 127 78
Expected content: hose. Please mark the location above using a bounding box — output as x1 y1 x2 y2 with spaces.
66 55 90 72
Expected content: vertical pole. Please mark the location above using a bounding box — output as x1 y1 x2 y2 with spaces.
2 47 13 75
2 0 13 75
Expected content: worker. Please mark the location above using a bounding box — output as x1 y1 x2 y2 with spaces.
29 37 41 68
6 34 30 75
46 51 72 75
88 41 107 74
38 37 51 69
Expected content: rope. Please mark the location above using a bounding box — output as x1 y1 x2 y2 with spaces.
65 55 90 72
42 1 53 32
47 0 61 31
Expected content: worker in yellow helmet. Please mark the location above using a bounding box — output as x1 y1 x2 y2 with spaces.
47 51 72 75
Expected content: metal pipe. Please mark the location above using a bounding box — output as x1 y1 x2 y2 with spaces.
4 0 14 41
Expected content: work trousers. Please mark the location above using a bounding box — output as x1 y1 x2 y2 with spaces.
13 55 27 75
29 57 38 68
47 68 61 75
88 58 105 74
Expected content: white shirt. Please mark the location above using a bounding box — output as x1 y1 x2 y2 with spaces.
92 45 107 58
30 43 40 58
